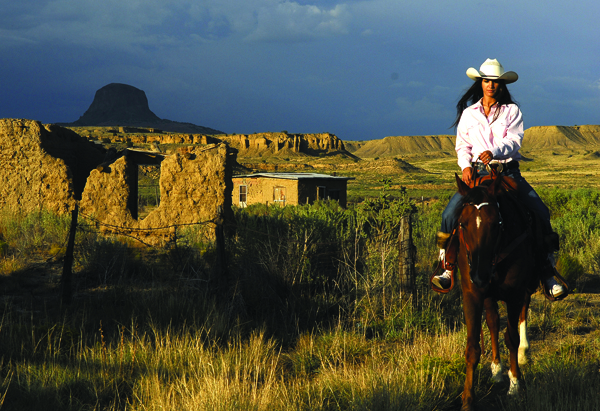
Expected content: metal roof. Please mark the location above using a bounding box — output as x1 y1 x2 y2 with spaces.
233 172 354 180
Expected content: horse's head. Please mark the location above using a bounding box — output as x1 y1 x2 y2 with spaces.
455 173 504 289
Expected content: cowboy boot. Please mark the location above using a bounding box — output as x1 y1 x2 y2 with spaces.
541 233 566 298
542 254 566 298
432 232 454 290
432 249 454 289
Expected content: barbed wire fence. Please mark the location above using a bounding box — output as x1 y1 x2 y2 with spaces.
59 205 417 307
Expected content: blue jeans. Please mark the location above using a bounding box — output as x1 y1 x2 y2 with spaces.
440 166 551 235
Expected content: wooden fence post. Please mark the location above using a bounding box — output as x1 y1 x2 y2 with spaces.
398 213 416 299
61 203 79 306
214 205 228 292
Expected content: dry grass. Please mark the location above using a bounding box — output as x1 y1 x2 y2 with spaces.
3 294 598 411
2 150 600 410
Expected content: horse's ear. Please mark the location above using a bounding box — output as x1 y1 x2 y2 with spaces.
456 173 470 195
487 173 503 195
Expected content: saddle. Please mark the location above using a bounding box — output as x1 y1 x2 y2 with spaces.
469 166 518 191
429 168 570 300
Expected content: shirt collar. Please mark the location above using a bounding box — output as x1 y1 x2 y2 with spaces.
472 99 501 116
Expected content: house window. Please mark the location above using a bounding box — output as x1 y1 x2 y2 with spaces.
239 185 247 207
274 186 286 205
137 164 161 220
317 186 326 201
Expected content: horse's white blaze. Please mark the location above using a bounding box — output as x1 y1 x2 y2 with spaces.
473 202 489 229
518 319 529 365
491 361 503 382
507 370 520 396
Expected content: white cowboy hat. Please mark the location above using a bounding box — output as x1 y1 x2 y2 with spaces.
466 58 518 84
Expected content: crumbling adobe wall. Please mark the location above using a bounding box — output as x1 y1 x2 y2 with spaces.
80 144 235 245
0 119 105 215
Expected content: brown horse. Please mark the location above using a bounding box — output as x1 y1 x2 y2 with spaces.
454 172 539 411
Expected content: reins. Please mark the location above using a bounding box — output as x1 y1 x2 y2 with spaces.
458 195 529 283
458 201 504 272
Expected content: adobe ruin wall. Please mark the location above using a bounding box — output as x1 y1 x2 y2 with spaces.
80 144 235 244
1 119 235 245
0 119 105 215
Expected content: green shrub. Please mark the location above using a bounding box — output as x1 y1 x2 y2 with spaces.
557 255 585 285
539 188 600 273
0 209 70 259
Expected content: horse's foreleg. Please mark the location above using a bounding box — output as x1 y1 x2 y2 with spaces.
484 298 503 382
504 301 523 396
518 294 531 366
462 295 484 411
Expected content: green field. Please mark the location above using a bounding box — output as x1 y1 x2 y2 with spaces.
1 150 600 411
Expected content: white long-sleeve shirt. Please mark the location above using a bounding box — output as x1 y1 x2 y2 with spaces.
455 100 523 170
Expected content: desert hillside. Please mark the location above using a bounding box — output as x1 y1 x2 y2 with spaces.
346 125 600 158
346 135 456 158
523 125 600 150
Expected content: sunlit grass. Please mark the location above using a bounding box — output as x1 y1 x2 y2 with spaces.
1 180 600 410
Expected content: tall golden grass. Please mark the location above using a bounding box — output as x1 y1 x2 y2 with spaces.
1 190 600 410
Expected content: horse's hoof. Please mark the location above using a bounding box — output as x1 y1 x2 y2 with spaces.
507 370 520 396
518 347 529 365
491 362 503 382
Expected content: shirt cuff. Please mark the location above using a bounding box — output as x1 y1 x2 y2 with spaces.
490 147 502 158
458 159 472 170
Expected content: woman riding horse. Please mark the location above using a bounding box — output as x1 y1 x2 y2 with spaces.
453 172 538 410
431 58 565 298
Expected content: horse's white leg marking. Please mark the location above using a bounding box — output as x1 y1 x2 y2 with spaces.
507 369 520 396
491 361 503 382
518 319 529 365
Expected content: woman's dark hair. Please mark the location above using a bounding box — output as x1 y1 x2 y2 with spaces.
451 78 518 129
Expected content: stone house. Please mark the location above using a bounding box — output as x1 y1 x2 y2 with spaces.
231 173 354 208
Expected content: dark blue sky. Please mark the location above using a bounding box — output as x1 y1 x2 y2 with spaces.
1 0 598 141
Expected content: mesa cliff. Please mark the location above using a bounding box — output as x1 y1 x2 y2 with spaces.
62 83 224 135
68 127 353 159
219 132 348 157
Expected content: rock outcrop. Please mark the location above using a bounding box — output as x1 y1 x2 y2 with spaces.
219 132 350 157
65 83 224 135
73 83 161 126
